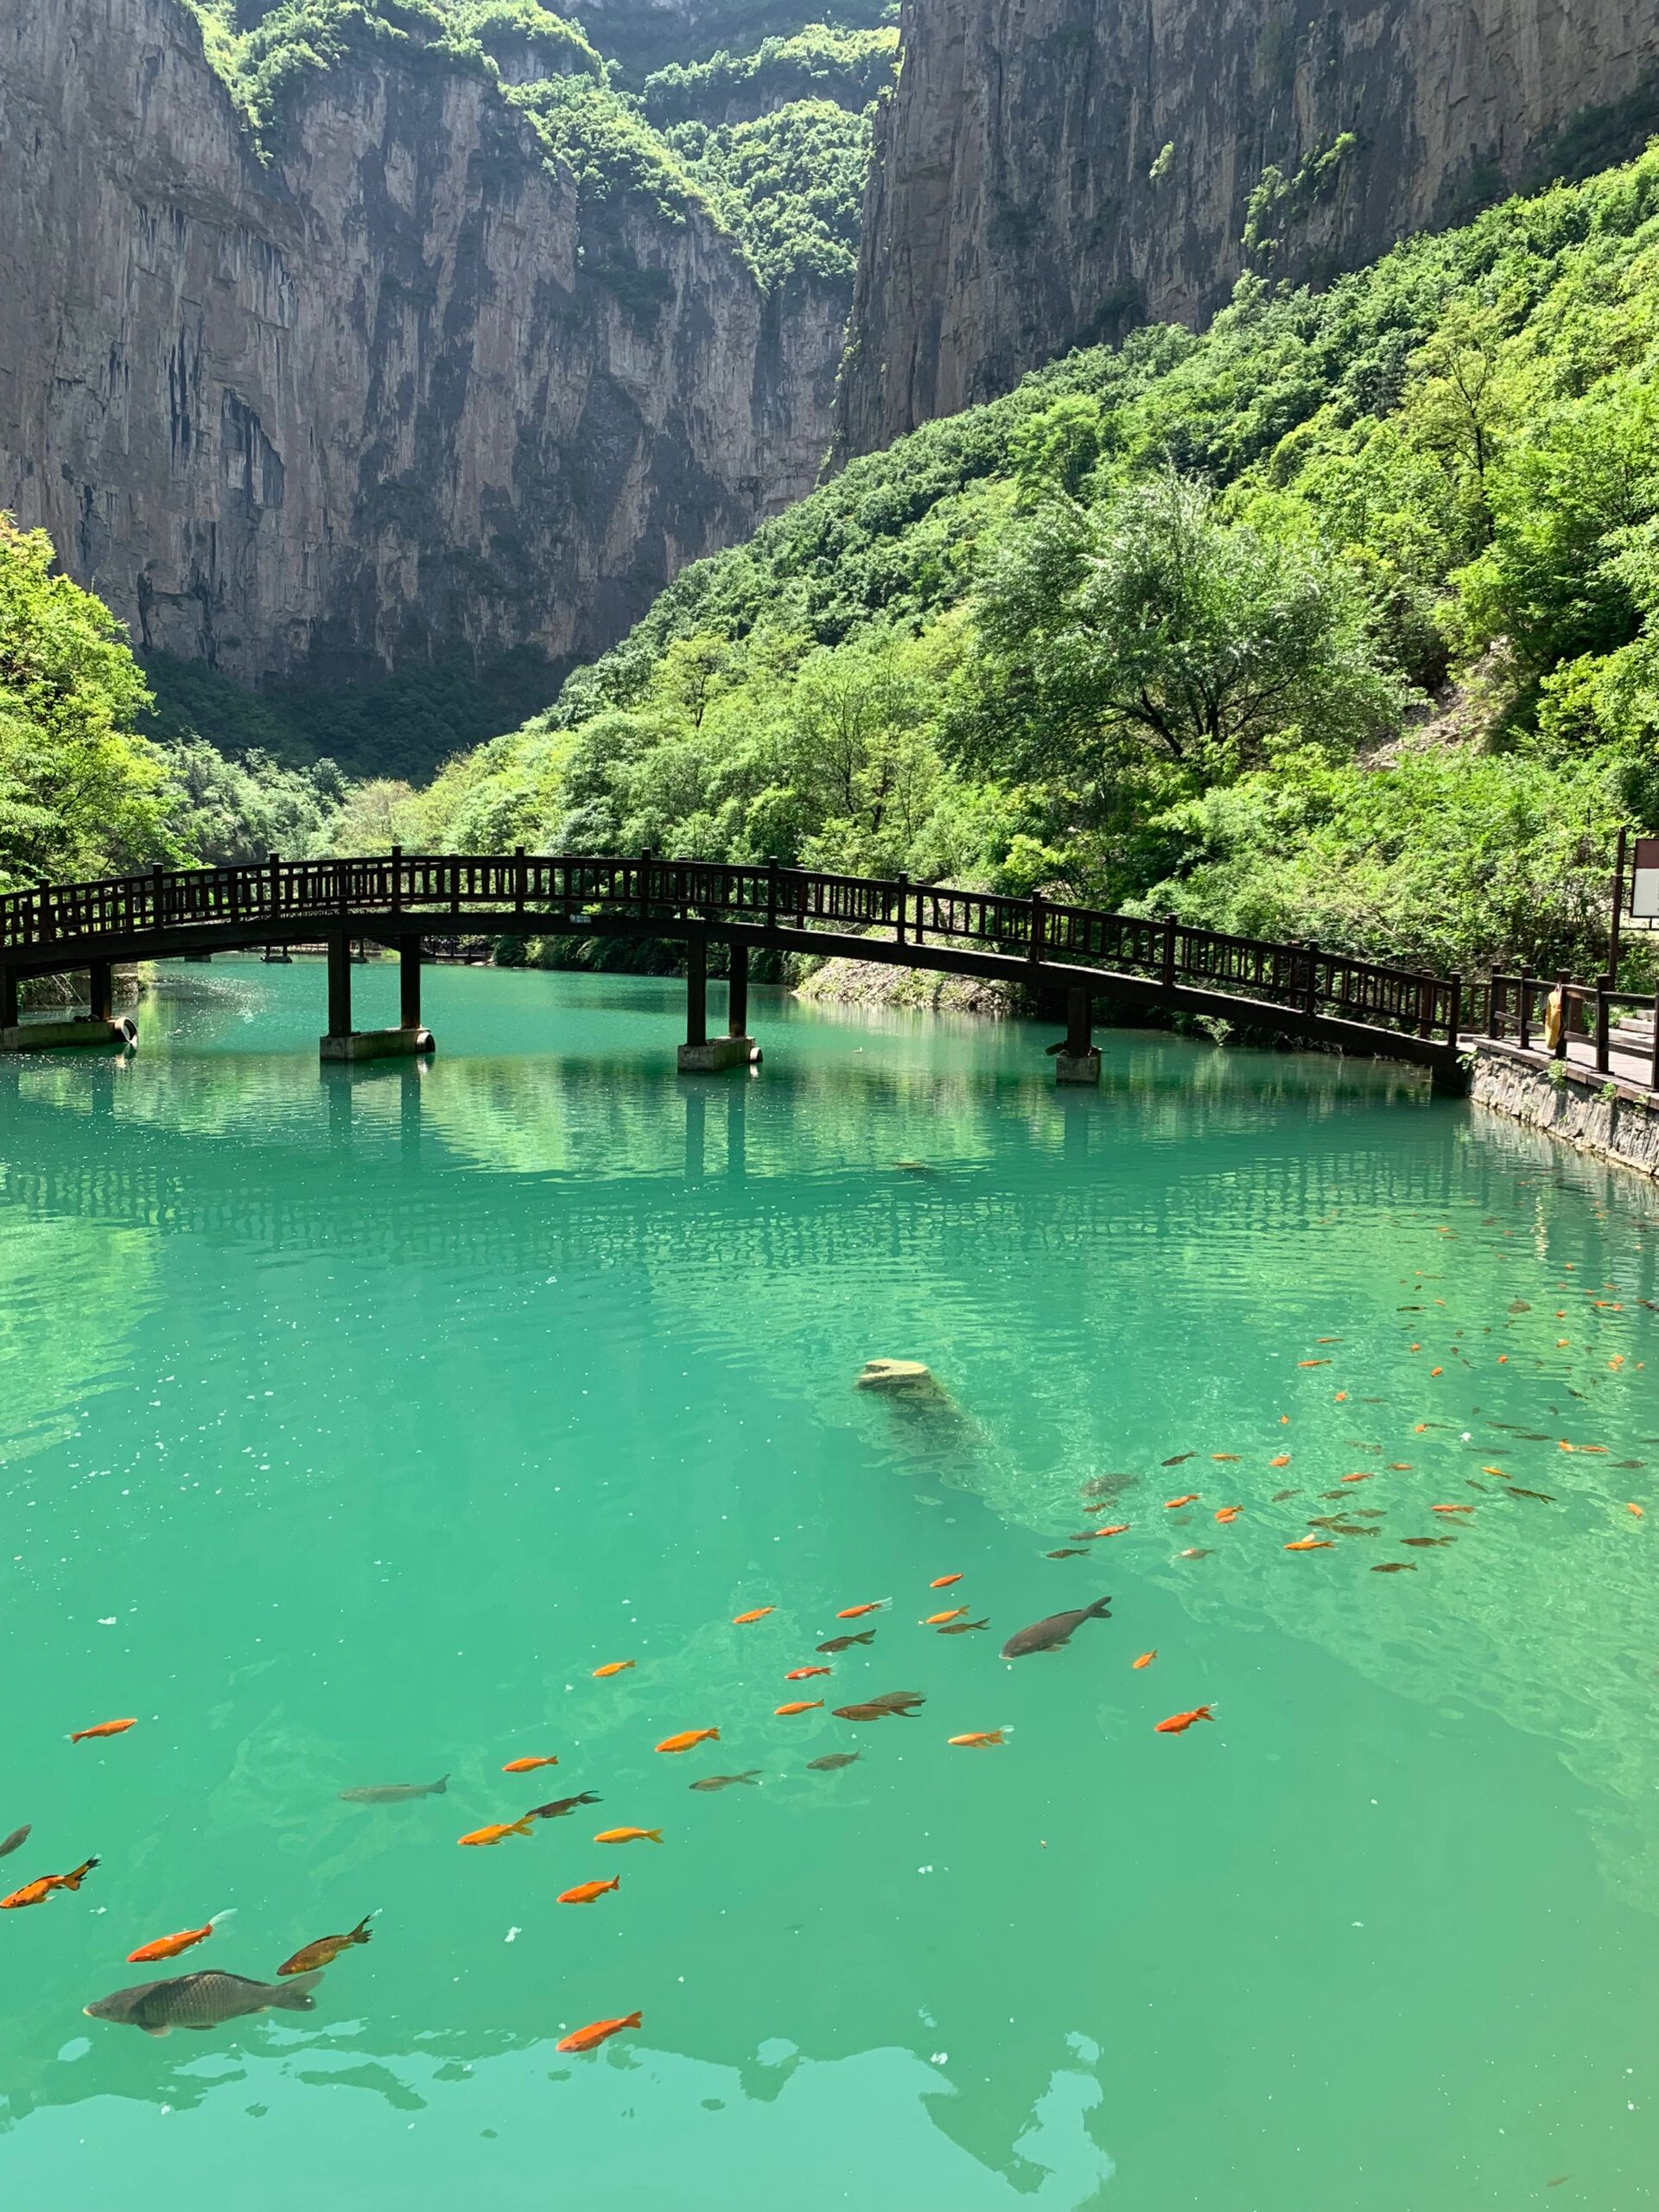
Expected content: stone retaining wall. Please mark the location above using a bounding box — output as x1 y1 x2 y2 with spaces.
1470 1044 1659 1180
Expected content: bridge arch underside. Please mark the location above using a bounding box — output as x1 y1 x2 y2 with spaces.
0 908 1462 1083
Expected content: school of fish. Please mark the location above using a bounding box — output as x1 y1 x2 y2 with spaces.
13 1239 1649 2138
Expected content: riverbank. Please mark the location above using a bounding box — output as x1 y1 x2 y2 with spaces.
1470 1040 1659 1182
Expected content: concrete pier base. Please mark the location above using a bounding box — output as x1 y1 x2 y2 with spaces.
1054 1048 1101 1085
677 1034 755 1073
2 1015 136 1052
320 1026 435 1063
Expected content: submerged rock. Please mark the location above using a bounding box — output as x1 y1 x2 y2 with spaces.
856 1359 940 1395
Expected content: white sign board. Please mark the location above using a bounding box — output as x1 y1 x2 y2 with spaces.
1633 836 1659 921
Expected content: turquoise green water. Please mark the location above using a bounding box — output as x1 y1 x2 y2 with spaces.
3 959 1658 2209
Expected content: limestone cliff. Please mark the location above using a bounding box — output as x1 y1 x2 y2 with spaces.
837 0 1659 454
0 0 846 690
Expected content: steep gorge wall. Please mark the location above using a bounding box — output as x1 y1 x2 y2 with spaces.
837 0 1659 454
0 0 846 691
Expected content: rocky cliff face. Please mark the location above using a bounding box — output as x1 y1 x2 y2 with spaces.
0 0 845 690
838 0 1659 454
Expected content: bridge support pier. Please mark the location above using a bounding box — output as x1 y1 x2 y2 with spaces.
319 932 435 1062
678 935 755 1072
0 959 136 1052
1052 987 1100 1085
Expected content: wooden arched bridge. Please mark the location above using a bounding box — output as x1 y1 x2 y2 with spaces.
0 850 1470 1084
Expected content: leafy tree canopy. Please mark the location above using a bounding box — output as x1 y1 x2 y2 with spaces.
394 144 1659 983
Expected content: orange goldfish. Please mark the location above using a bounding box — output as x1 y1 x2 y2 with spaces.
1430 1503 1473 1516
1131 1651 1156 1669
835 1601 888 1619
1284 1536 1332 1551
502 1756 559 1774
1211 1453 1240 1462
1340 1471 1374 1484
1165 1494 1198 1510
70 1719 136 1744
1 1857 99 1909
655 1730 719 1755
774 1700 823 1715
929 1574 963 1589
785 1667 831 1681
1269 1454 1291 1468
923 1608 969 1625
458 1816 535 1847
947 1730 1007 1748
558 1878 620 1906
1154 1707 1215 1734
1214 1506 1241 1524
592 1662 634 1678
127 1910 234 1963
733 1608 774 1625
556 2011 640 2054
1095 1524 1130 1538
1297 1359 1331 1368
1628 1503 1645 1517
594 1827 662 1845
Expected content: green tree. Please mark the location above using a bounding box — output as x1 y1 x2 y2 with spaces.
953 472 1412 801
0 518 175 887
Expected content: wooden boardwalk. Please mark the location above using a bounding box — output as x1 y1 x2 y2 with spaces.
0 851 1472 1079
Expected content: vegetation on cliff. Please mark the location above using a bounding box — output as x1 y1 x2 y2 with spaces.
668 98 873 285
181 3 889 289
642 23 897 124
376 145 1659 982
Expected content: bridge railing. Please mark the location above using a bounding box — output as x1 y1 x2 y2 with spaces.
0 851 1467 1048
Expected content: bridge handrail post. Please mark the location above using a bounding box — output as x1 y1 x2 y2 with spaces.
894 871 908 946
766 855 779 934
639 848 653 925
1028 891 1044 965
391 843 402 917
1304 940 1319 1020
151 861 165 934
1594 973 1611 1073
1446 970 1463 1046
1488 967 1503 1039
1553 970 1571 1062
269 850 282 929
1517 973 1532 1052
1160 912 1177 990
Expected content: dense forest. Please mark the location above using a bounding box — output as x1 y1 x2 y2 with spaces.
360 144 1659 984
8 84 1659 988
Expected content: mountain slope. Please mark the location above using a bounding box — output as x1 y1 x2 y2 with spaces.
393 146 1659 982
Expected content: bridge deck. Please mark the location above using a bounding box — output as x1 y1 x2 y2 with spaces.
0 853 1471 1078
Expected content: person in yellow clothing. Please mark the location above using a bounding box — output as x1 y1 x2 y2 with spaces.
1543 985 1565 1052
